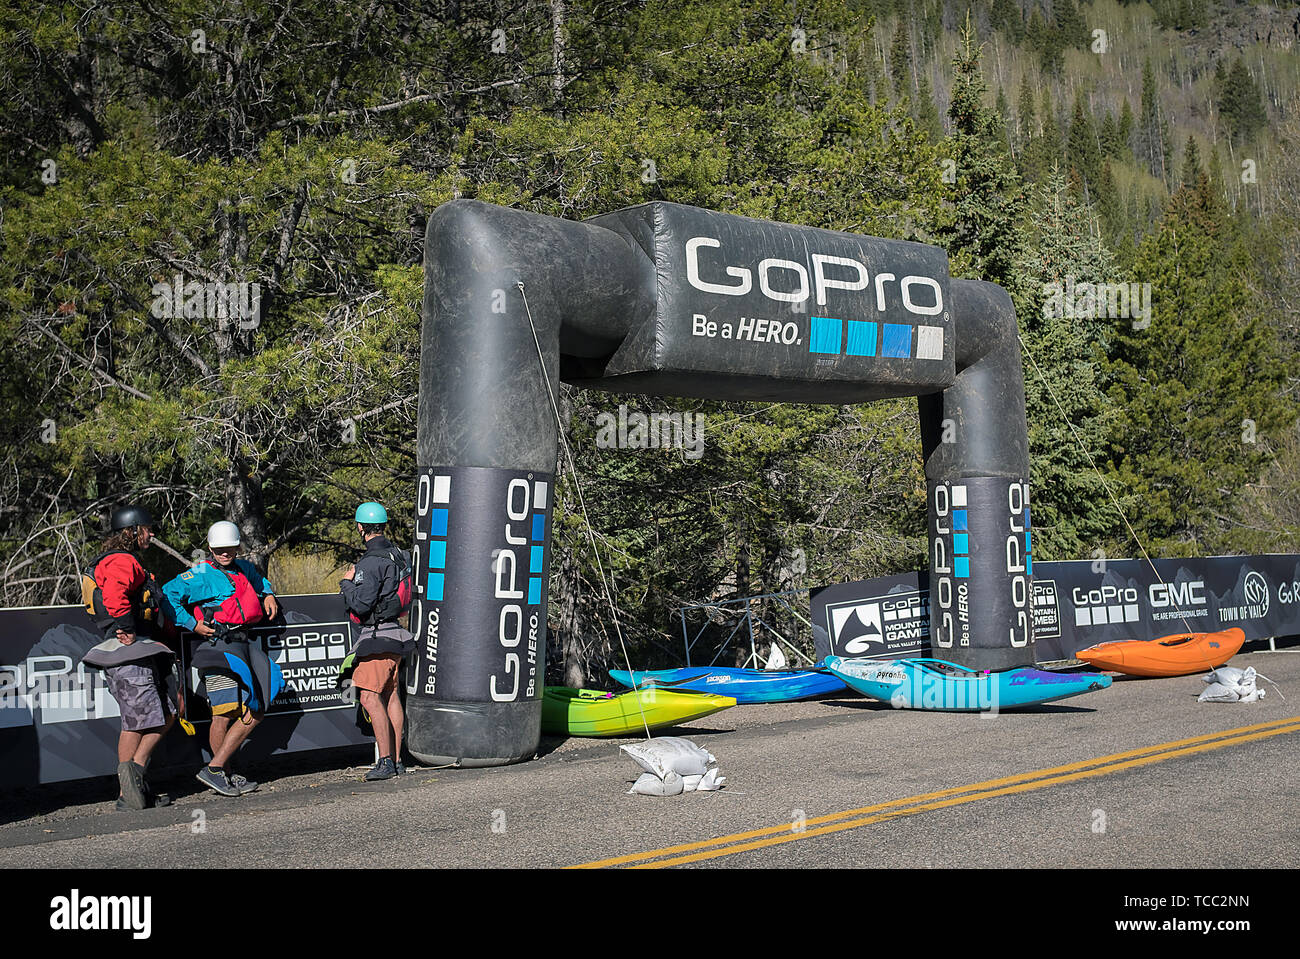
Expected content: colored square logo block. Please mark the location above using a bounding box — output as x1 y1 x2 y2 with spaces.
845 320 877 356
915 325 944 360
530 545 544 573
427 540 447 570
1026 554 1033 575
882 324 911 358
528 577 542 605
531 514 545 541
953 509 968 531
953 533 969 555
955 556 970 578
430 509 448 537
809 316 842 354
427 572 444 601
431 474 451 504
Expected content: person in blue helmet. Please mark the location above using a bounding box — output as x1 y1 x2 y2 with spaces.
340 502 415 782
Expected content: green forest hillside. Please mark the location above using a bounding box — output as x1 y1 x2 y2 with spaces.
3 0 1299 682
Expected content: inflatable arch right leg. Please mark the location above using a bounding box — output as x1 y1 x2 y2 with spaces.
408 200 1032 766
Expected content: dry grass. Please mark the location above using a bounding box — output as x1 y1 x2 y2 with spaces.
268 549 349 595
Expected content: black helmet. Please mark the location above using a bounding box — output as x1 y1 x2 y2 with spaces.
110 505 154 531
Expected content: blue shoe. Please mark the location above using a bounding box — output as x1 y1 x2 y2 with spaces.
364 757 397 781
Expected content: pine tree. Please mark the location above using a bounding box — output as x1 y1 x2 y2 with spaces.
936 15 1027 293
1016 71 1038 148
991 0 1025 43
1013 165 1121 557
1136 58 1171 183
1103 173 1293 552
916 72 944 140
891 17 913 96
1118 98 1135 158
1180 134 1202 188
1218 58 1268 144
1055 0 1090 50
1097 160 1124 242
1067 93 1101 199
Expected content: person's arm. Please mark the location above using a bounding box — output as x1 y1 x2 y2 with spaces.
162 568 200 631
339 555 384 619
98 554 140 639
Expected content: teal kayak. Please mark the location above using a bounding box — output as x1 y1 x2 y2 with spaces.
823 656 1110 711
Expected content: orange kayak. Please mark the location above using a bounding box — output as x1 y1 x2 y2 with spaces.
1076 627 1245 678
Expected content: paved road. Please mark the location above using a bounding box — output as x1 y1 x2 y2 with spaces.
3 649 1297 869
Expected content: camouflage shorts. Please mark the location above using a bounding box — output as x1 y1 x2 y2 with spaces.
104 660 175 732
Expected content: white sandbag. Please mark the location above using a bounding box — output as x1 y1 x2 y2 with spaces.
628 771 684 796
765 644 788 670
1204 665 1247 687
1239 687 1266 703
682 774 703 791
620 737 715 779
695 768 726 791
1198 682 1240 703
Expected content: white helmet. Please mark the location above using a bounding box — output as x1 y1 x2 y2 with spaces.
207 520 242 548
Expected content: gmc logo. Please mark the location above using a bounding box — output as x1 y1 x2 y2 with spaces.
1149 581 1205 607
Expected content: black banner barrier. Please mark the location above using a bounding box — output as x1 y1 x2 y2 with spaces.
811 554 1300 665
0 595 372 788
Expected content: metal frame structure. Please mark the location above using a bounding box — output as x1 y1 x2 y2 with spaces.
675 588 816 668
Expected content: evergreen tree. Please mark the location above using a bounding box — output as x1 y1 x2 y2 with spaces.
916 73 944 140
1135 58 1171 183
1180 135 1202 188
1217 58 1268 144
991 0 1025 43
1055 0 1090 50
1118 98 1136 158
891 17 913 96
1102 173 1293 552
936 16 1027 294
1097 160 1124 243
1067 93 1102 199
1016 71 1038 148
1013 166 1121 558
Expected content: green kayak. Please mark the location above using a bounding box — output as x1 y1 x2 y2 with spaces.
541 686 736 737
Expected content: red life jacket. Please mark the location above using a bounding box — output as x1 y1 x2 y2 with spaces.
194 563 265 627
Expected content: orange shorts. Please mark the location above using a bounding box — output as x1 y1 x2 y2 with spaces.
352 653 402 695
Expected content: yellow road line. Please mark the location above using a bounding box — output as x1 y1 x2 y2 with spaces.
571 715 1300 869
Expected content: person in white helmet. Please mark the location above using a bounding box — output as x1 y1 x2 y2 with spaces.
162 520 281 797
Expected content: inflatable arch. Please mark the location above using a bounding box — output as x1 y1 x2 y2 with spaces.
409 200 1031 766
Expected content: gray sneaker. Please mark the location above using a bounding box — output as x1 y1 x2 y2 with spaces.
364 757 397 781
229 773 259 795
118 761 148 810
196 766 240 797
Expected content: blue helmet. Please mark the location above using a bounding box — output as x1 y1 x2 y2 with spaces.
355 502 388 524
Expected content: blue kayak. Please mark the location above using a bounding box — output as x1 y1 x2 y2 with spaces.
609 666 848 704
822 656 1110 711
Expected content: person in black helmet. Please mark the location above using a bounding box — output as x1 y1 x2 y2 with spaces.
79 505 177 810
340 502 415 781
